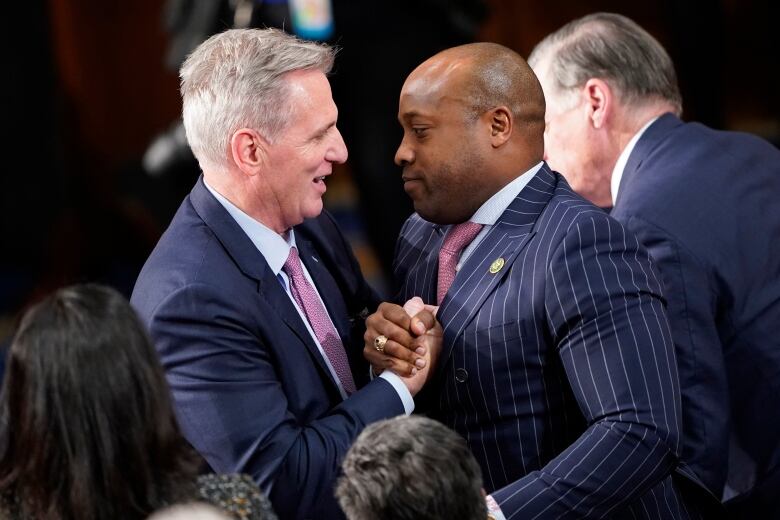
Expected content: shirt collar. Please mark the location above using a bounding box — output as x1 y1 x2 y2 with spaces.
203 179 295 275
469 161 543 226
610 116 659 204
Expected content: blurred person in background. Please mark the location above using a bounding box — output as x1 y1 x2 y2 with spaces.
336 416 487 520
0 284 275 520
149 503 231 520
529 12 780 516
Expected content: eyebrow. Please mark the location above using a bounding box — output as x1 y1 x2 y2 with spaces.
399 110 433 123
312 120 337 140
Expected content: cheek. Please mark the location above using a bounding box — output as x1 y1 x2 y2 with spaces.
544 129 565 159
432 155 470 204
546 130 580 172
425 159 451 194
543 134 559 171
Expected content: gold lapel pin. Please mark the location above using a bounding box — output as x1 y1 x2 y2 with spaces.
489 257 505 274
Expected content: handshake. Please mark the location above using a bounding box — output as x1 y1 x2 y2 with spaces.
363 297 443 396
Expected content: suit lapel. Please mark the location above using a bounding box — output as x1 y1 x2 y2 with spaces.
396 220 447 305
416 225 447 304
436 165 557 373
616 112 683 207
297 235 351 342
259 268 341 391
189 177 341 392
298 234 366 389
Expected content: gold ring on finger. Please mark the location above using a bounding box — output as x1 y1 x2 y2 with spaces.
374 335 388 353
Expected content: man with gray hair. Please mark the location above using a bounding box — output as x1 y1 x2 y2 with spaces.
131 28 437 519
336 416 487 520
529 12 780 515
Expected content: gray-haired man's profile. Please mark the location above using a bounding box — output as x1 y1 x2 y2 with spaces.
529 13 780 516
131 28 438 519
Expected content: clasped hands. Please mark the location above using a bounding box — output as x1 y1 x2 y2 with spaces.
363 297 442 395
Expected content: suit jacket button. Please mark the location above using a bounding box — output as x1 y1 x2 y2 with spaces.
455 368 468 383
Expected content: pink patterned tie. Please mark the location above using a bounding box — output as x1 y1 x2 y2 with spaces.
437 222 484 304
283 247 357 395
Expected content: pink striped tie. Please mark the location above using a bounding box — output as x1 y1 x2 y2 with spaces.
283 247 357 395
437 221 484 304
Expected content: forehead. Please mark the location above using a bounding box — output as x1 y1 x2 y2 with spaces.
399 60 471 120
280 69 338 137
285 69 335 110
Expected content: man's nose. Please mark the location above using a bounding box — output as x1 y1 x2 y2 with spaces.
395 138 413 167
327 127 348 164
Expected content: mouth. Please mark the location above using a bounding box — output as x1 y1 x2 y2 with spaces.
312 172 332 193
401 174 425 197
402 174 424 186
309 171 330 198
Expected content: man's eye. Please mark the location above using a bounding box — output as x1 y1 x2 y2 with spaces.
412 127 428 137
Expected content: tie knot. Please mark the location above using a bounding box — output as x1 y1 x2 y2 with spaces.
283 246 303 277
441 222 483 254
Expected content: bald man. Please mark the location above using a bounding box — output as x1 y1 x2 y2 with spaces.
364 43 706 518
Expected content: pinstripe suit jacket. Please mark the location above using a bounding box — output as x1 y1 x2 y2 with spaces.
394 165 702 519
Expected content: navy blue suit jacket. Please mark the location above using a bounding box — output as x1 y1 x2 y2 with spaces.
131 178 404 519
612 113 780 506
395 165 701 518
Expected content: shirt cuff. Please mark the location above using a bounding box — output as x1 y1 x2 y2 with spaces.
378 371 415 415
486 495 506 520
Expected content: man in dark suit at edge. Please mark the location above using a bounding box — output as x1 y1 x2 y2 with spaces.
131 28 436 519
528 13 780 516
364 42 709 518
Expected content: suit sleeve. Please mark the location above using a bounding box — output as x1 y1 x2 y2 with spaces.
492 215 683 518
148 282 404 519
624 214 728 495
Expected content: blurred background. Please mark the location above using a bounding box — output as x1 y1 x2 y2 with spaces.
2 0 778 346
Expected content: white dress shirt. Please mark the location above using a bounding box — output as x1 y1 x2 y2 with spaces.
454 161 543 270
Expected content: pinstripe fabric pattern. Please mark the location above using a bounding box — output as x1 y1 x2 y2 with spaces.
394 165 702 519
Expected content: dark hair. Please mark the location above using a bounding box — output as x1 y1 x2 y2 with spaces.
0 284 200 519
335 416 486 520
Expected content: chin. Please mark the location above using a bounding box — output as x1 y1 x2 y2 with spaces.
412 200 430 219
414 204 446 225
302 201 325 221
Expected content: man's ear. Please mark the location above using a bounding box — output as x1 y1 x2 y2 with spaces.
583 78 612 129
230 128 269 175
487 106 512 147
